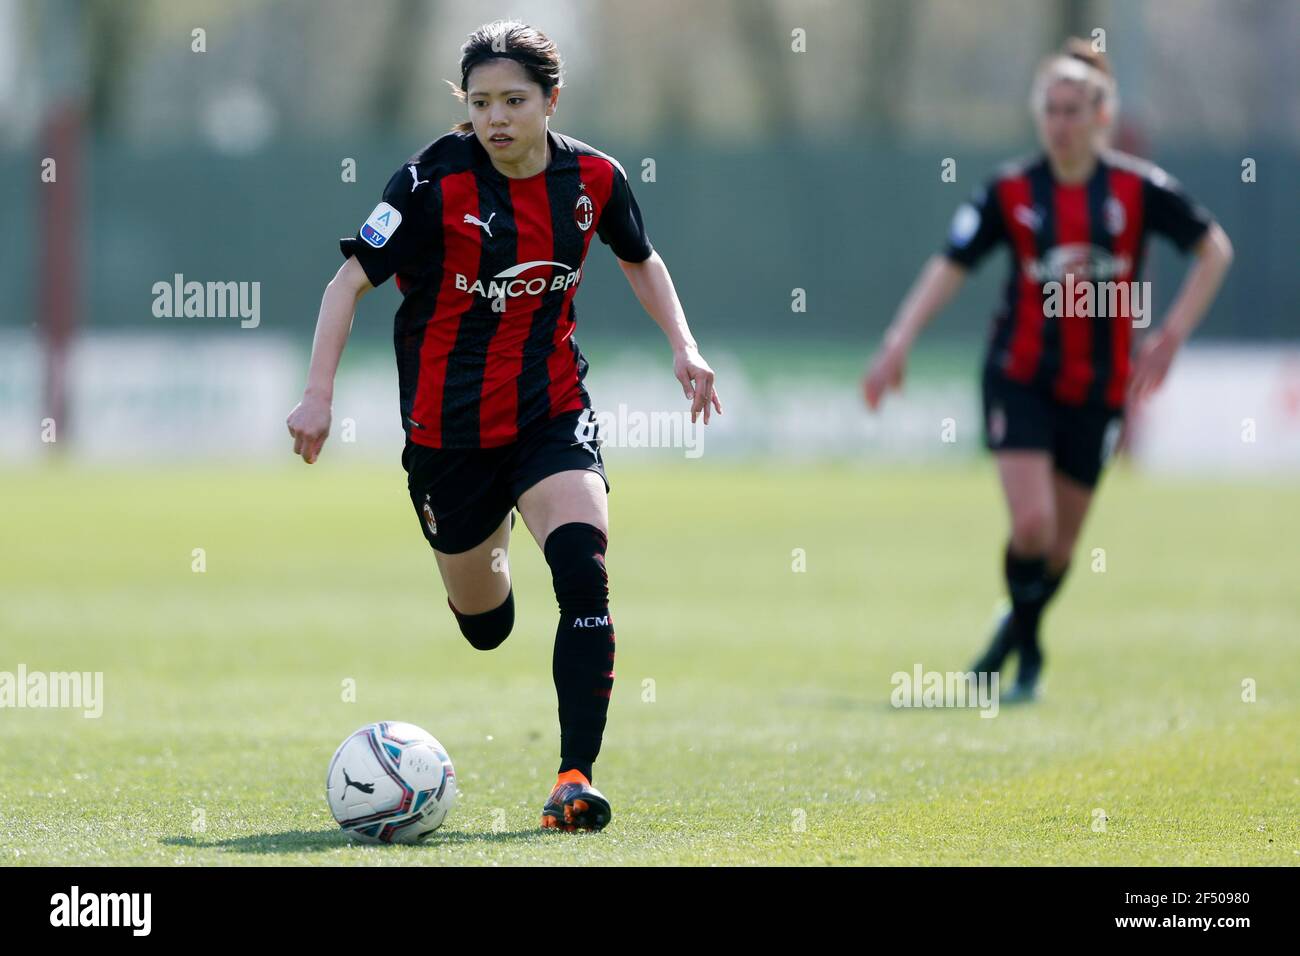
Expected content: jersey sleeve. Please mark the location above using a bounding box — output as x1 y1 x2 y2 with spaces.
339 164 439 287
1143 166 1213 253
942 180 1006 269
596 159 654 263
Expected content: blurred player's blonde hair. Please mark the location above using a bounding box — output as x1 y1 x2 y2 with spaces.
1030 37 1118 146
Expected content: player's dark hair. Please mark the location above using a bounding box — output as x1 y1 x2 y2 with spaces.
447 19 563 134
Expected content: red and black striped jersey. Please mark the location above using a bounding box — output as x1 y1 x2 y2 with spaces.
340 128 653 448
943 150 1213 409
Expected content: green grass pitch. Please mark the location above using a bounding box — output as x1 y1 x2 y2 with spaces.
1 459 1296 865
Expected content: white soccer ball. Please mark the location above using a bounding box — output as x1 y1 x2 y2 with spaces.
326 721 457 844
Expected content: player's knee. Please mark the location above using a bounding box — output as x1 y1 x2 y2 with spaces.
543 522 609 611
447 590 514 650
1011 506 1054 554
1047 541 1075 574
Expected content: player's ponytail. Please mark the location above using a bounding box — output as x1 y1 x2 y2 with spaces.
1030 36 1119 145
1062 36 1112 82
446 19 564 133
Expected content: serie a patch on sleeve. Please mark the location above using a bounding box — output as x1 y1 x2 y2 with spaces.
361 202 403 248
949 201 980 247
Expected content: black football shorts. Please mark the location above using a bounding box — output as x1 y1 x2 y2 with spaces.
402 407 609 554
981 367 1123 489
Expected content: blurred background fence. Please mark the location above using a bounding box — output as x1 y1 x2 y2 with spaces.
0 0 1296 467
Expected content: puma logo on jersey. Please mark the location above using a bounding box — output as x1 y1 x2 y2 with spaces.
464 212 496 238
1013 204 1043 232
408 165 430 191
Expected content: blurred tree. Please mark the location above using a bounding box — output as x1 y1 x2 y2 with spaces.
735 0 797 138
1056 0 1094 40
369 0 433 131
86 0 140 133
861 0 915 137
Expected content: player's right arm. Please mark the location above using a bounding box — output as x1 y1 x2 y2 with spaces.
288 161 435 464
863 256 967 410
863 179 1004 410
286 256 373 464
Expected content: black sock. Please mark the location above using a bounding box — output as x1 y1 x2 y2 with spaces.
544 522 614 783
1043 564 1069 606
1004 550 1073 663
447 590 514 651
1004 546 1049 662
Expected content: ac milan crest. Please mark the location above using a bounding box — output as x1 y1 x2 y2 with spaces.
574 189 594 232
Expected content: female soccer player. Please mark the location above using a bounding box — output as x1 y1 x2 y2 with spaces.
862 40 1232 701
286 19 722 830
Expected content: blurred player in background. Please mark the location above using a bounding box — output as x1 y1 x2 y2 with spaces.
863 39 1233 701
287 19 722 828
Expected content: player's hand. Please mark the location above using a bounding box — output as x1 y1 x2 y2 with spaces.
1128 327 1181 404
675 345 723 424
863 339 908 410
286 391 332 464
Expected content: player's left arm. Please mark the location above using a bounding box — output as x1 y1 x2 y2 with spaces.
617 251 722 424
1129 168 1234 401
1129 220 1234 402
598 157 721 424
